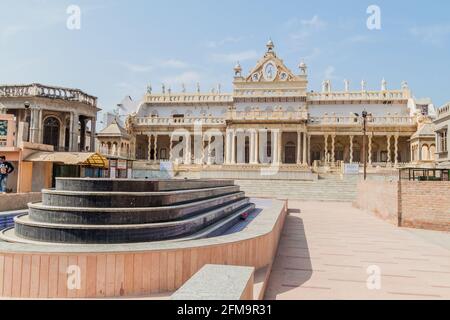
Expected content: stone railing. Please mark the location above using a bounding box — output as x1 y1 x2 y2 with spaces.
308 90 408 102
134 116 226 126
144 93 233 104
0 84 97 107
228 110 308 121
437 103 450 118
309 115 416 126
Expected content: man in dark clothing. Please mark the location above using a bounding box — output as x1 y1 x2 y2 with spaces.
0 156 14 194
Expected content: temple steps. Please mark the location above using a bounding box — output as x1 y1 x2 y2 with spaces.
235 177 358 202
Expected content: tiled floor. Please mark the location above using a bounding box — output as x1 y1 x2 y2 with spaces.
265 201 450 300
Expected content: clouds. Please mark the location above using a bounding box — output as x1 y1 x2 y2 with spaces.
162 71 202 86
209 50 259 63
117 59 190 74
206 36 243 48
410 24 450 46
300 15 327 29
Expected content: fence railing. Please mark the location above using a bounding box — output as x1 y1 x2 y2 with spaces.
400 168 450 181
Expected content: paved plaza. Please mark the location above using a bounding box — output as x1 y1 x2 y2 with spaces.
265 201 450 300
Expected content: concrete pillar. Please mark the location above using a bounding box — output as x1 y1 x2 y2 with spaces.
272 131 278 164
368 135 373 165
297 131 302 165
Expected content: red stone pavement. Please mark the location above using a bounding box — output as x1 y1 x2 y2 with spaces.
265 201 450 300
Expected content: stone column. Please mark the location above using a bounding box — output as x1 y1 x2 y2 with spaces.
70 112 79 152
368 134 373 165
349 135 354 163
184 133 192 164
231 130 236 164
297 131 302 165
394 135 399 165
303 133 308 166
387 135 392 164
277 130 283 164
271 131 278 164
307 134 311 165
331 134 336 163
37 108 43 144
324 135 329 163
253 129 259 164
90 118 96 152
154 134 159 162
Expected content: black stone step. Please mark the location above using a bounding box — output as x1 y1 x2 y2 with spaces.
14 200 254 244
42 185 241 208
55 178 235 192
28 192 246 225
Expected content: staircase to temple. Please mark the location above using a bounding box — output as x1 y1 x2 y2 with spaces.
235 174 359 202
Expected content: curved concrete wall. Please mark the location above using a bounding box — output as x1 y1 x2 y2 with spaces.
0 199 287 299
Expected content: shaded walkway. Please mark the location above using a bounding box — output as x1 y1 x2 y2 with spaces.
265 202 450 300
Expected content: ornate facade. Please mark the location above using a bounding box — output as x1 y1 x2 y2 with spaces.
98 41 436 175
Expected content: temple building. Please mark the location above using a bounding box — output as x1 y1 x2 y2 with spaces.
435 101 450 167
97 41 437 178
0 84 105 193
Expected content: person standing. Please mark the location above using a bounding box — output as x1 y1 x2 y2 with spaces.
0 156 15 194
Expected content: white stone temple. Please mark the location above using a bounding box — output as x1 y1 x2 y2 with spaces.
97 40 438 178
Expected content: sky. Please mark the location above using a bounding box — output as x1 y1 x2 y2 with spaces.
1 0 450 122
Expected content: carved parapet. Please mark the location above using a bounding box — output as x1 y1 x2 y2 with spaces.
0 84 97 107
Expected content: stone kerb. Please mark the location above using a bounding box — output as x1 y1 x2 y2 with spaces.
171 264 255 300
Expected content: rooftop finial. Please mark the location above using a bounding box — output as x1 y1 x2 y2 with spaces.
266 38 275 52
234 61 242 77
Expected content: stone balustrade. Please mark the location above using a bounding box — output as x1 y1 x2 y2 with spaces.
0 84 97 107
310 115 415 126
228 110 308 121
308 90 407 101
144 93 233 104
134 116 226 126
438 103 450 118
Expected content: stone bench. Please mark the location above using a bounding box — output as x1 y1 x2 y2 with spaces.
171 264 255 300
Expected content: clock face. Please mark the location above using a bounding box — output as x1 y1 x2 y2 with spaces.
263 62 277 81
280 72 288 81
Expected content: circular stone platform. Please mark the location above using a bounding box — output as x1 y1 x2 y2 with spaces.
1 178 255 245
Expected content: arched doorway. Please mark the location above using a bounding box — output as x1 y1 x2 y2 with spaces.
43 117 60 149
284 141 296 164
